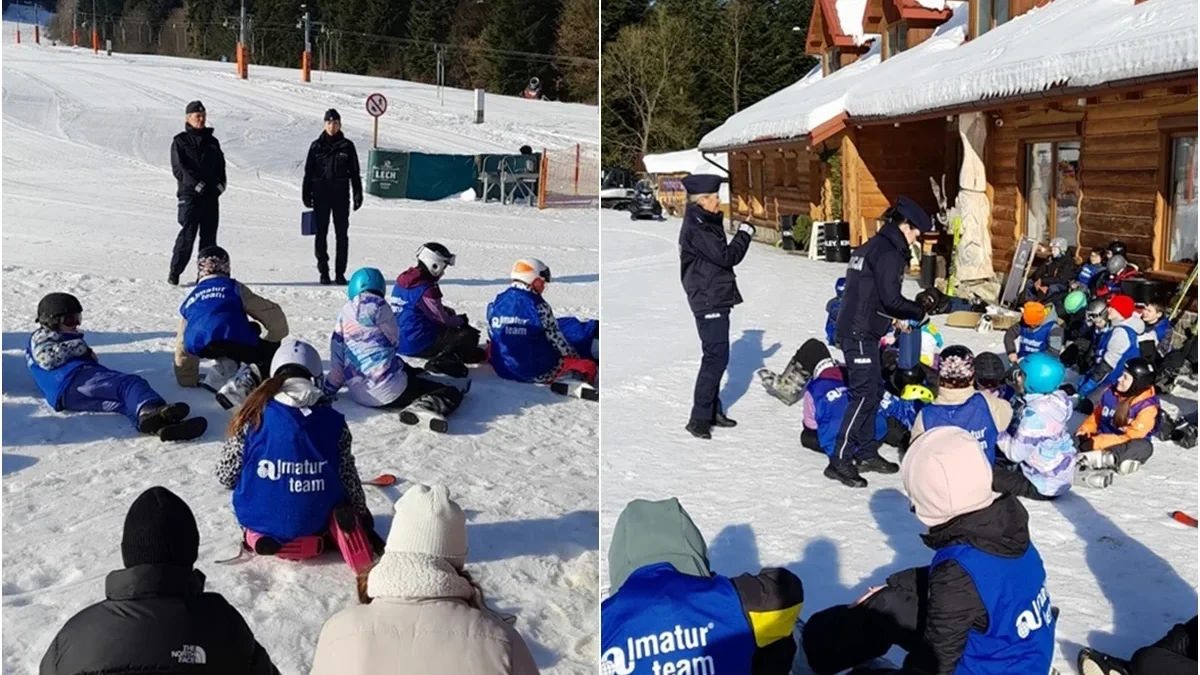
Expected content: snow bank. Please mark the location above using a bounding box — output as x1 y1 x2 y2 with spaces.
699 2 967 151
848 0 1199 118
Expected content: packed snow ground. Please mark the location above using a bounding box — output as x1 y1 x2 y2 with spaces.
2 39 598 674
600 210 1197 671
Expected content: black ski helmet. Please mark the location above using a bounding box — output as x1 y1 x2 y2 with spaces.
974 351 1008 388
1121 358 1156 398
1107 240 1127 260
36 292 83 326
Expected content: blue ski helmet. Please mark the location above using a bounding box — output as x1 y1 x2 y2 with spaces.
835 277 846 297
347 267 386 300
1019 352 1065 394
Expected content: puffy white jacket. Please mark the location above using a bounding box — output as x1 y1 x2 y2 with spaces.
309 552 539 675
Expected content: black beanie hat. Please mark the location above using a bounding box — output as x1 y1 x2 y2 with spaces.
797 338 832 376
974 352 1008 386
121 487 199 568
324 108 341 122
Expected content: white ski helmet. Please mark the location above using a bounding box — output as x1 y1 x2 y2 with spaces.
417 242 456 278
511 258 552 287
271 338 324 380
1049 237 1068 257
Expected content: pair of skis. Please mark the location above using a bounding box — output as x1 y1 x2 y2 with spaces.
215 473 400 565
551 380 599 401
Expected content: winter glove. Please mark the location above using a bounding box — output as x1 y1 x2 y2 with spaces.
1059 383 1077 397
737 221 756 237
1076 436 1094 453
216 183 226 195
194 181 206 195
1076 397 1095 415
353 193 363 211
303 193 313 209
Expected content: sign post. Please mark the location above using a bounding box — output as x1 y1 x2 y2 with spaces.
365 92 388 149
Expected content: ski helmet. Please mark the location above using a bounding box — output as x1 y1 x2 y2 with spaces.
197 246 231 278
901 384 935 404
1086 298 1109 324
512 258 552 287
938 345 975 387
416 243 456 278
36 292 83 327
1106 254 1128 275
1018 353 1065 394
1063 290 1088 315
1050 236 1068 257
1107 240 1127 259
270 338 324 381
1022 301 1048 327
1120 358 1156 398
347 267 386 300
973 351 1008 388
834 277 846 298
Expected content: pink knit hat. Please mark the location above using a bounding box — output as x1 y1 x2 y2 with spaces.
901 427 999 527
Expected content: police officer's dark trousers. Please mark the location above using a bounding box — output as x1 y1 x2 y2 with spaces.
834 336 883 466
691 309 730 423
171 198 219 279
314 188 350 278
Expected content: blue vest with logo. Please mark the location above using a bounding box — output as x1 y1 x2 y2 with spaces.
879 391 919 429
180 277 257 356
1098 387 1160 436
601 563 756 675
1076 264 1100 286
1148 319 1172 347
806 375 886 456
25 334 92 410
930 544 1054 675
488 286 560 382
390 279 440 357
1083 325 1140 396
233 401 346 541
921 393 998 463
1017 322 1055 358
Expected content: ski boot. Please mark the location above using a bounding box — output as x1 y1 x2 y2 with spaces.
712 407 737 428
1077 648 1131 675
1173 417 1198 449
330 505 375 574
201 357 240 394
1075 468 1115 489
400 394 450 434
216 364 262 411
1077 450 1142 476
137 403 207 442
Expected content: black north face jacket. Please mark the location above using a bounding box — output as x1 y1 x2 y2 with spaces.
39 565 278 675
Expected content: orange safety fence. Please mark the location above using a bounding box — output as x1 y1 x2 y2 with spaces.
537 143 599 209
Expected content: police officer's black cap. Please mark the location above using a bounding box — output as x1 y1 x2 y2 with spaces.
894 196 933 233
324 108 341 122
185 100 206 114
682 174 722 195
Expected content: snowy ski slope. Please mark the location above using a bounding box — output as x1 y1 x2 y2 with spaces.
1 38 599 674
600 210 1197 672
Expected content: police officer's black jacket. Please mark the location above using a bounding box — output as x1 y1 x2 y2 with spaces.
679 202 752 314
171 126 226 201
39 565 279 675
302 131 363 204
835 222 924 341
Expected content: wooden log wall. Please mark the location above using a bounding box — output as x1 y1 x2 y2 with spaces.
986 83 1196 274
847 118 949 242
728 143 817 230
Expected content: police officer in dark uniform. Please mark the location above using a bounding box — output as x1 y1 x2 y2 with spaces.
169 100 226 285
679 174 755 439
302 109 363 285
830 196 930 487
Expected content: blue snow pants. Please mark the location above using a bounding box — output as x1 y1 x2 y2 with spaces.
60 365 164 428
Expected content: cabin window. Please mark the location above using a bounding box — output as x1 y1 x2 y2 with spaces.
1165 134 1198 266
1022 140 1080 246
824 48 843 75
884 22 907 58
974 0 1011 38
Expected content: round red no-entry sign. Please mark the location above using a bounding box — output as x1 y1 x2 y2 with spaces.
365 92 388 118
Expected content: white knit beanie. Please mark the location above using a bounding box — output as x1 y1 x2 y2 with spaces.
901 427 999 527
384 484 468 567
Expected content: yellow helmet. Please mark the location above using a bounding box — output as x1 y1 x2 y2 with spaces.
901 384 935 404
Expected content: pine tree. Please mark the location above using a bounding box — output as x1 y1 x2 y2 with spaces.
406 0 457 84
601 0 647 44
481 0 560 98
554 0 597 104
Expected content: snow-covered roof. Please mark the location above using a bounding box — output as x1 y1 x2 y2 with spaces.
642 148 727 176
699 1 967 151
835 0 870 43
911 0 947 10
848 0 1198 118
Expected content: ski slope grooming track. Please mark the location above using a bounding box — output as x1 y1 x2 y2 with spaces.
2 37 598 675
600 210 1197 672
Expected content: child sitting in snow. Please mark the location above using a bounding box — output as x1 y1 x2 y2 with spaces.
26 293 207 442
390 242 486 378
1073 248 1104 290
174 246 289 410
1138 300 1173 363
1004 301 1063 363
1075 357 1160 490
215 338 383 569
911 346 1013 463
974 351 1017 406
824 278 844 345
993 353 1076 500
487 258 598 385
326 267 468 432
